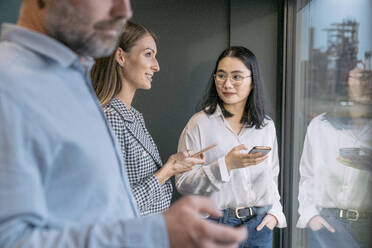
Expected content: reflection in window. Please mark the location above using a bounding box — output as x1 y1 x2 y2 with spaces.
291 0 372 247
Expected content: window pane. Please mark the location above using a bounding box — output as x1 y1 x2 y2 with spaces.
291 0 372 247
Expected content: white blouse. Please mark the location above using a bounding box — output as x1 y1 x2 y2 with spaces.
297 113 372 228
176 106 287 228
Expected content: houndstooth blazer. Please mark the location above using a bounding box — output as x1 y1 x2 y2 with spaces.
104 98 172 216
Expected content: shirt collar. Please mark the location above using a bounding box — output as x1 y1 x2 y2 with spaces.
208 104 224 119
0 23 92 68
109 97 142 123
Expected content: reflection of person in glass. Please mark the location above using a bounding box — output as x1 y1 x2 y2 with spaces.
176 47 287 248
297 63 372 248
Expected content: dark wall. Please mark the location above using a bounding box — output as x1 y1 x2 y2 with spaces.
0 0 22 24
130 0 229 166
0 0 281 198
131 0 280 166
231 0 280 121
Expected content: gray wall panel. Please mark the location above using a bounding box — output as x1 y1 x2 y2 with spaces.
0 0 22 24
0 1 281 205
131 0 229 165
231 0 279 122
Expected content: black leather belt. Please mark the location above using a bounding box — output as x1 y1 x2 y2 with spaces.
321 208 372 221
225 206 268 219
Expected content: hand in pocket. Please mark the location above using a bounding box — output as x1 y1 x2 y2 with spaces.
308 216 335 232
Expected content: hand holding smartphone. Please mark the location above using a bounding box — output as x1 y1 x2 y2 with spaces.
337 147 372 171
248 146 271 156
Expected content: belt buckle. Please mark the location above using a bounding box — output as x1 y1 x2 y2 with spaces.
340 209 359 221
235 207 244 219
346 209 359 221
235 207 253 219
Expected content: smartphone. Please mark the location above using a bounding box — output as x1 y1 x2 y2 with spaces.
248 146 271 155
339 148 362 159
337 147 372 171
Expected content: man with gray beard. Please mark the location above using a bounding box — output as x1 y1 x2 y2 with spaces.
0 0 247 247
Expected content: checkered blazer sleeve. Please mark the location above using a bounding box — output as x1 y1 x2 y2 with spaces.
104 107 172 215
128 168 172 215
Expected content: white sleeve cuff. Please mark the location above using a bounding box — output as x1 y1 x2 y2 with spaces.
268 208 287 228
296 207 319 228
218 156 231 182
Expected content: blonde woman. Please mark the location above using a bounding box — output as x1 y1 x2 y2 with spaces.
91 22 204 216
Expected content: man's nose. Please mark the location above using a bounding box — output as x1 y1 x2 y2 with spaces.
111 0 133 20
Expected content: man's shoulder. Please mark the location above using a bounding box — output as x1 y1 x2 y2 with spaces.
0 40 45 67
0 40 68 101
0 41 50 87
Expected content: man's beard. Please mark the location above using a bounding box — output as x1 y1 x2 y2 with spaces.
45 1 126 58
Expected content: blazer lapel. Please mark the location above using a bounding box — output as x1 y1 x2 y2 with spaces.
110 98 162 166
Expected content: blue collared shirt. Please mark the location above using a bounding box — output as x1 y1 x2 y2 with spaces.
0 24 169 247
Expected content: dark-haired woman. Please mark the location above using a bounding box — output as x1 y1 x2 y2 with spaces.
91 21 204 216
176 46 287 247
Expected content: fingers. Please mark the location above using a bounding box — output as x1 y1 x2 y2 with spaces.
240 155 268 167
182 150 191 158
212 242 240 248
320 218 335 233
199 152 205 160
241 152 266 159
257 215 276 231
197 239 241 248
186 156 205 164
177 151 205 164
183 150 205 160
166 196 247 248
250 152 264 158
183 196 223 218
256 219 267 231
233 144 247 152
247 154 268 161
308 216 335 232
199 221 247 245
183 150 206 164
181 150 199 158
212 224 247 245
308 216 323 231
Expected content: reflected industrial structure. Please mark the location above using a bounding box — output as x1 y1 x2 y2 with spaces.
297 18 372 248
300 19 372 120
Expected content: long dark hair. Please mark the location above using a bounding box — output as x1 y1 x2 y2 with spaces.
200 46 268 129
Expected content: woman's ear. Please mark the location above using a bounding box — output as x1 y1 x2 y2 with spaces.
115 48 125 67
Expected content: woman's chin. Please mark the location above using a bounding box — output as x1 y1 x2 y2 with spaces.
140 82 152 90
222 98 237 105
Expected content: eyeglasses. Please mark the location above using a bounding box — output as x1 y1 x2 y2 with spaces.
214 72 252 86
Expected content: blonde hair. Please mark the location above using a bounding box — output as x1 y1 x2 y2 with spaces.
91 21 157 106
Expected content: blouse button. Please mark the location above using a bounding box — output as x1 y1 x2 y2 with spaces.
142 151 148 157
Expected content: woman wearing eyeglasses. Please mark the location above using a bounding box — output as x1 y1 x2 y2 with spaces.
176 46 287 247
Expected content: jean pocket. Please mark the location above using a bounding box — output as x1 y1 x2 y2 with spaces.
312 226 325 232
263 225 274 232
311 226 334 234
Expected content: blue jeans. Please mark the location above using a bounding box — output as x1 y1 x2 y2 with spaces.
308 210 372 248
209 209 273 248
